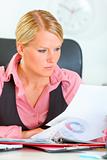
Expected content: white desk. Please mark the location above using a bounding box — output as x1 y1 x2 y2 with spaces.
0 147 106 160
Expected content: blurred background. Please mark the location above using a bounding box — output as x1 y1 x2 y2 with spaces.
0 0 107 85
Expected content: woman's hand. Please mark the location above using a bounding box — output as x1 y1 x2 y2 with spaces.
22 127 44 139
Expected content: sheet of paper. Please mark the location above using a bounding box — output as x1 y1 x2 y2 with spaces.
31 117 104 142
0 144 23 150
47 84 107 127
31 84 107 142
0 137 53 144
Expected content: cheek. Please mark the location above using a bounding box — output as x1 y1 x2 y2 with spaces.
30 56 43 68
23 48 42 65
55 52 61 62
25 52 43 65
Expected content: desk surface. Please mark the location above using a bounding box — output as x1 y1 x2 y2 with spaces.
0 147 106 160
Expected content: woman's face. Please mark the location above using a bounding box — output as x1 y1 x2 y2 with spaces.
18 30 63 78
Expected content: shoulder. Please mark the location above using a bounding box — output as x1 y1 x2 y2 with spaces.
61 68 81 82
52 66 82 104
61 69 82 97
0 66 6 95
51 65 81 84
0 66 5 79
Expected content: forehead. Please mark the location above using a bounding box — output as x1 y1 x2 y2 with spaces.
29 30 62 47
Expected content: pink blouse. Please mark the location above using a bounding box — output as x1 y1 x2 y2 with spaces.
0 53 81 138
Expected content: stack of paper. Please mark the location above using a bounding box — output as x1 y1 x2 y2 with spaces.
0 144 23 151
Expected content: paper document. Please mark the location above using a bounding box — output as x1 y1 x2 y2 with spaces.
0 144 23 151
32 84 107 142
0 137 54 144
48 84 107 127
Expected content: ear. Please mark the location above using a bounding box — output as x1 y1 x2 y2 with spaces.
16 42 24 56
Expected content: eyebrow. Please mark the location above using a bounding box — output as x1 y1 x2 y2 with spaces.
37 45 62 49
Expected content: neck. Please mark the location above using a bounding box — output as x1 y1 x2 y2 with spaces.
17 64 49 89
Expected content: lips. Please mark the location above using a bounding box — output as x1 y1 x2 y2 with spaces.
44 65 55 69
45 67 53 69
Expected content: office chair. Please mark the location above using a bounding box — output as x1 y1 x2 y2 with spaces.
0 38 82 77
58 39 82 77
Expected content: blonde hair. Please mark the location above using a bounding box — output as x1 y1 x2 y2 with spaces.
16 10 63 46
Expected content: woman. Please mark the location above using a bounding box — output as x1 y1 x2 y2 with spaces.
0 10 81 139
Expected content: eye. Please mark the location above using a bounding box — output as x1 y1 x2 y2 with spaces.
54 47 61 52
37 49 47 53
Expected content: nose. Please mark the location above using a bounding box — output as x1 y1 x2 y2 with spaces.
47 50 56 63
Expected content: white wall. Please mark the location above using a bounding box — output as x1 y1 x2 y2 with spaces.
0 0 107 85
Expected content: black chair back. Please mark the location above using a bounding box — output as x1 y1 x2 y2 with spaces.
58 39 82 77
0 38 16 66
0 38 82 77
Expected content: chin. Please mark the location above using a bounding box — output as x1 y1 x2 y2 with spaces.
43 71 54 77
